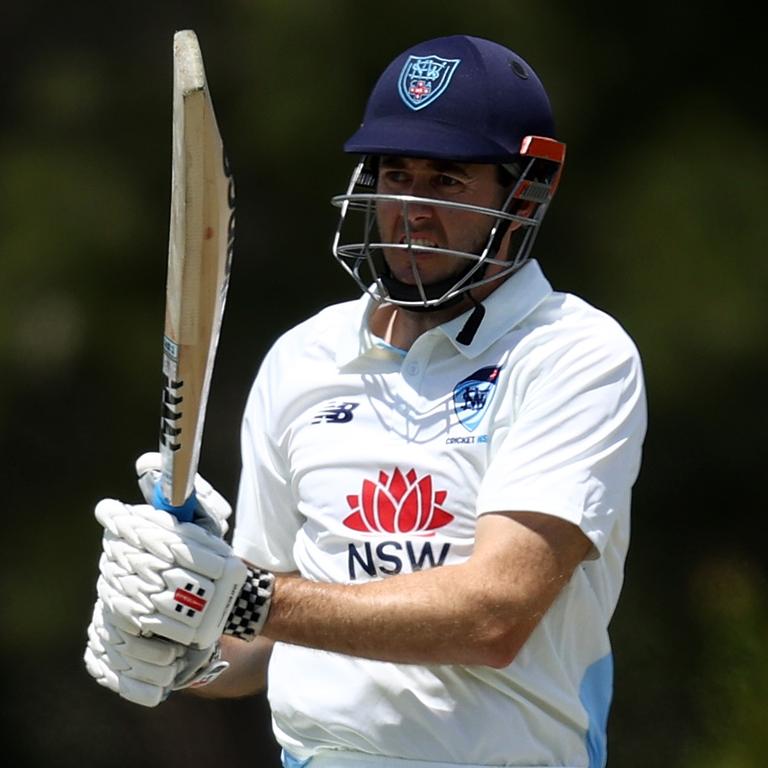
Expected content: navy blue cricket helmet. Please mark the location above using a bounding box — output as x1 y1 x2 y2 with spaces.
345 35 556 163
331 35 566 315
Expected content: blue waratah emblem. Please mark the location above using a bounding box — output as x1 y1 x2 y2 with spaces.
453 366 501 431
398 55 461 111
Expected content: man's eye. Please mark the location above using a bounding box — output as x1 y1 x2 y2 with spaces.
436 175 461 187
384 171 410 185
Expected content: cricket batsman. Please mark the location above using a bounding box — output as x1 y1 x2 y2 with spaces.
85 34 647 768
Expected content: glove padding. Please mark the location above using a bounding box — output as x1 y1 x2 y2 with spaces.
135 452 232 537
96 498 248 648
84 598 228 707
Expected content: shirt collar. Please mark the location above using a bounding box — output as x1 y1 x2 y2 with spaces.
334 260 552 366
438 260 552 358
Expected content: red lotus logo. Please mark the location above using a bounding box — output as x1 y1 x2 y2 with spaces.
343 468 453 534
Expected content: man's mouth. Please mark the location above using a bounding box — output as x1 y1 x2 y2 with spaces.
401 236 439 250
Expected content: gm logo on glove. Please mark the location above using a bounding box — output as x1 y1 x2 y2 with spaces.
174 583 208 617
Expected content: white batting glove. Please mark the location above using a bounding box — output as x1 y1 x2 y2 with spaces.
84 598 228 707
135 452 232 537
95 498 274 648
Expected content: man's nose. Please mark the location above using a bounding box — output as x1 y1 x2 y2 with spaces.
402 179 435 224
404 198 433 226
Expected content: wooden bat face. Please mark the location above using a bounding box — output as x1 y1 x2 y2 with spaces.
157 30 235 517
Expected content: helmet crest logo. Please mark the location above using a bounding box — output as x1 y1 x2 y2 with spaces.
398 55 461 111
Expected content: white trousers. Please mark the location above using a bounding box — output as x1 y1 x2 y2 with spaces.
283 750 581 768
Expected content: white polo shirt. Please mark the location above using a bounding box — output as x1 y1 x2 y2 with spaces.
232 260 647 767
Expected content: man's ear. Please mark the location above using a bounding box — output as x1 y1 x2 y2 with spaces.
507 199 536 232
492 199 536 266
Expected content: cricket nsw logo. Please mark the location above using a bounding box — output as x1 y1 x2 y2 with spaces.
343 468 453 534
453 366 501 431
398 54 461 110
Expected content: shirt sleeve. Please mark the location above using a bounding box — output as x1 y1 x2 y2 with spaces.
476 321 647 557
231 348 303 571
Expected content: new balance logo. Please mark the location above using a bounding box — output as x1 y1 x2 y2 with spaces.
312 401 359 424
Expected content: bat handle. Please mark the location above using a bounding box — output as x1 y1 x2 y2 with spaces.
151 483 198 523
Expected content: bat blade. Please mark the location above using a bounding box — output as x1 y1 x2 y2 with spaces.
156 29 235 519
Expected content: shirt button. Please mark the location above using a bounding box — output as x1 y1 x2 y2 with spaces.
405 362 419 376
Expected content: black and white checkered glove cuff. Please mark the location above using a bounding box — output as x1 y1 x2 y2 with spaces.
223 567 274 641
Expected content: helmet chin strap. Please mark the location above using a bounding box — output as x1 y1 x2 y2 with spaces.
455 294 486 346
379 260 479 312
380 260 488 346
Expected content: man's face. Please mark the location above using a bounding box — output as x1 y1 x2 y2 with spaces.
375 156 510 287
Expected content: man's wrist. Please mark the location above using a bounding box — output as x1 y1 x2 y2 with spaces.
224 566 275 641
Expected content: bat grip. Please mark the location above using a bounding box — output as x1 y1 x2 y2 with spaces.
151 483 198 522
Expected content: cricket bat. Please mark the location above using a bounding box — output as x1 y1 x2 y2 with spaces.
153 29 235 521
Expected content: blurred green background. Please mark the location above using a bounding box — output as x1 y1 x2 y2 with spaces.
1 1 766 766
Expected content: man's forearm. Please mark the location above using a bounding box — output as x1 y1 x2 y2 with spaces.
262 565 531 668
260 512 590 669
